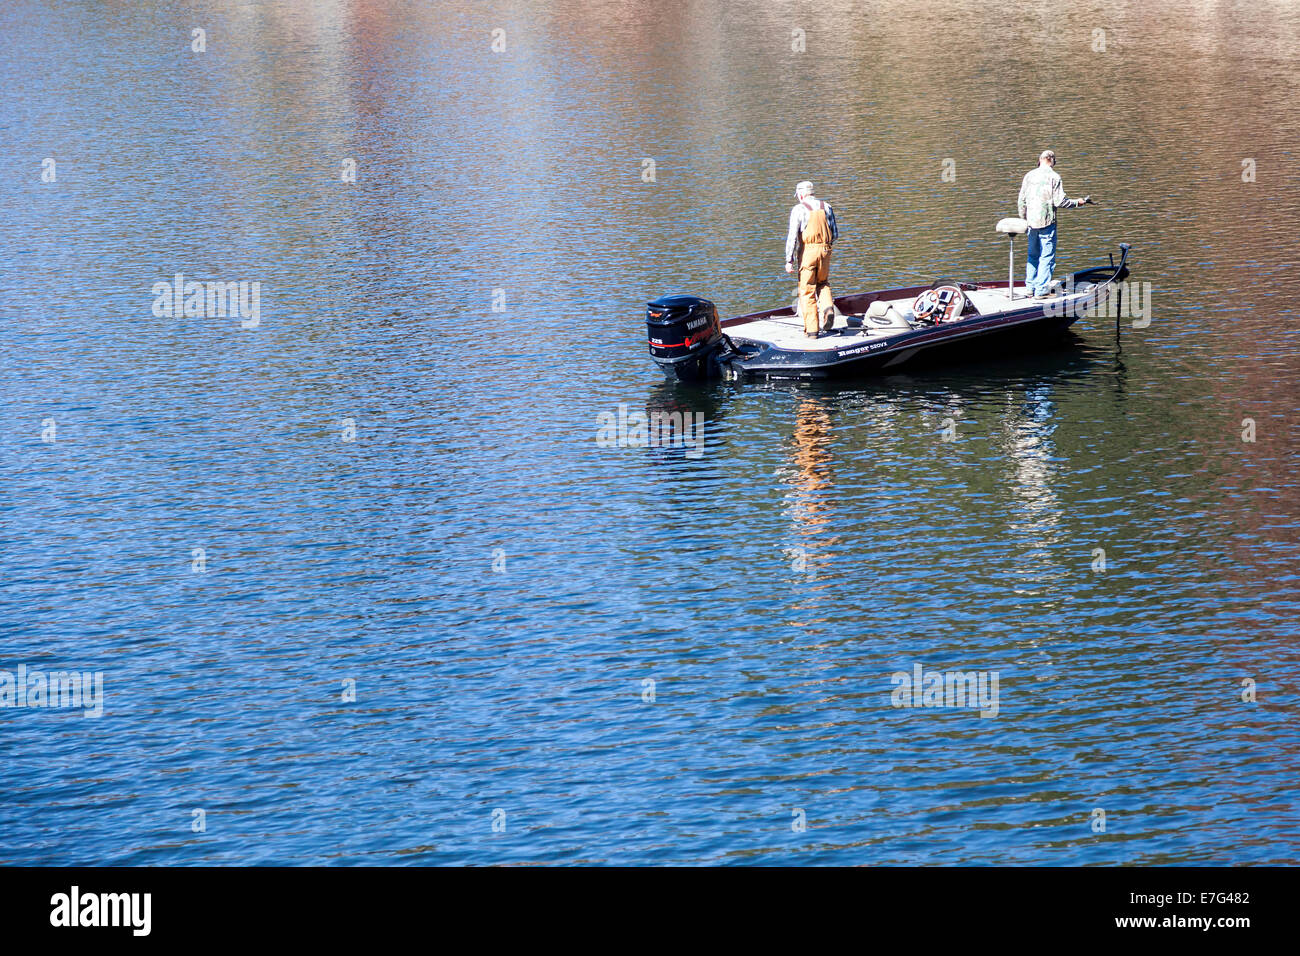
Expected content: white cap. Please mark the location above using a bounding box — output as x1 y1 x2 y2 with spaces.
795 181 814 199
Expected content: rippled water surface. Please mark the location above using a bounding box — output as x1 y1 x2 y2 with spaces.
2 0 1298 865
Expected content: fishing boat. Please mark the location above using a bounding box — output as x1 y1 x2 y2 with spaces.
646 220 1131 381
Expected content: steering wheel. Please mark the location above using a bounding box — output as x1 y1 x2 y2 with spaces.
912 285 966 323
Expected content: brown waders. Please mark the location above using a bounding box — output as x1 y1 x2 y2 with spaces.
798 201 835 336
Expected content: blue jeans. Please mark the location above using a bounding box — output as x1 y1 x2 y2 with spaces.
1025 223 1057 296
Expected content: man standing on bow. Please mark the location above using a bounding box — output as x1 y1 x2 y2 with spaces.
1017 150 1092 298
784 181 838 337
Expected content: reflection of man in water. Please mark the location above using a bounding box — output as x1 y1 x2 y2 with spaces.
784 181 839 338
789 394 834 535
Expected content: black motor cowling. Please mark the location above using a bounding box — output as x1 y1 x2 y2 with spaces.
646 294 724 380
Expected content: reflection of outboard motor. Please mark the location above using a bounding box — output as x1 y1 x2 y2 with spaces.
646 294 725 380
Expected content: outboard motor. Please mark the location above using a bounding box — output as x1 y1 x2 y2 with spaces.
645 294 725 380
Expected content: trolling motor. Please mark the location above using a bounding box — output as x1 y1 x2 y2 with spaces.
645 294 729 380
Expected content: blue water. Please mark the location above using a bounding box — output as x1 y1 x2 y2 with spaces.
1 0 1298 864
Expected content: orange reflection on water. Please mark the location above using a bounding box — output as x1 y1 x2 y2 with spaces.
782 395 839 604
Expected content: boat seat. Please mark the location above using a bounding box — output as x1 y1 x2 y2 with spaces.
863 299 914 330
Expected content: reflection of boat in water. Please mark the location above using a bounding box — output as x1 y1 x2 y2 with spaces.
631 380 727 461
646 235 1131 382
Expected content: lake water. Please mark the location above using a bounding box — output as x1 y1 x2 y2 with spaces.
1 0 1297 864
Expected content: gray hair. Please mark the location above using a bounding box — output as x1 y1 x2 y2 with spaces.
795 181 814 199
1039 150 1056 164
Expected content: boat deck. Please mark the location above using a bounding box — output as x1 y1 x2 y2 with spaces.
728 283 1096 352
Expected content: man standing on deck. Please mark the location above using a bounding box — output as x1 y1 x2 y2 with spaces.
1017 150 1092 298
784 181 838 337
